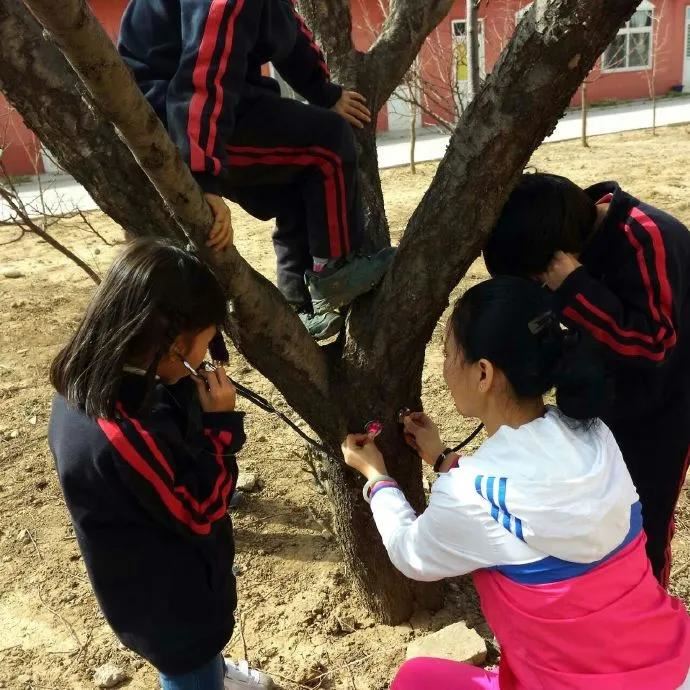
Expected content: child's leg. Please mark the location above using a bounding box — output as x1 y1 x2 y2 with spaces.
271 191 312 310
615 426 690 586
391 658 500 690
225 93 364 266
159 653 224 690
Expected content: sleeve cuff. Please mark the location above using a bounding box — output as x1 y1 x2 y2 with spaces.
554 265 590 309
312 82 342 109
202 411 246 452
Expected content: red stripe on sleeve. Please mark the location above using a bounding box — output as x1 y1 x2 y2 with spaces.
98 419 213 535
289 2 329 77
628 207 674 325
205 0 246 167
563 306 668 362
115 404 232 515
187 1 227 172
574 294 675 348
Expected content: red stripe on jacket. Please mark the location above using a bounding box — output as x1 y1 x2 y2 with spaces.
187 0 246 174
98 419 214 535
226 145 349 256
116 404 233 515
290 2 329 77
567 208 676 359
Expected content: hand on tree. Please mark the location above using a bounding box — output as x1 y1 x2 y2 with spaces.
539 251 582 291
403 412 445 466
342 434 388 480
204 193 234 252
332 91 371 129
192 365 237 413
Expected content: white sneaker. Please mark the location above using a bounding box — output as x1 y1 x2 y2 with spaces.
223 658 273 689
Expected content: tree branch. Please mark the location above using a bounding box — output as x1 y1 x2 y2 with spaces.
298 0 356 81
364 0 456 112
0 185 101 284
348 0 642 392
6 0 337 441
21 0 212 244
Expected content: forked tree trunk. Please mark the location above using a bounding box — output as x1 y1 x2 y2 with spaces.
2 0 642 623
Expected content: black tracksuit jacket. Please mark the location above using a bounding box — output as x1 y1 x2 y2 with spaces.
118 0 342 195
554 181 690 583
49 374 244 675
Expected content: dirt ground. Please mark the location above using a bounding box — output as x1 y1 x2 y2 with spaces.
1 125 690 690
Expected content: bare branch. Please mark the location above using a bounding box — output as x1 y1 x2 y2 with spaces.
364 0 456 111
0 184 101 283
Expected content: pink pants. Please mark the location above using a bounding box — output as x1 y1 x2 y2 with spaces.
391 658 499 690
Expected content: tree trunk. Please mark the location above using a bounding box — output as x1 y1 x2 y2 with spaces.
581 81 589 148
3 0 643 624
410 100 418 174
467 0 480 99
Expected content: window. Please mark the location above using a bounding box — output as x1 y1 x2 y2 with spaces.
451 19 485 82
602 1 653 72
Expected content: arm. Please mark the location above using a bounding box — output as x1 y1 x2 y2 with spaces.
341 431 498 582
100 408 245 539
166 0 260 194
370 478 498 581
272 2 342 109
547 217 680 366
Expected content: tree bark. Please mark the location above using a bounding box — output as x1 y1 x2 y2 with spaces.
466 0 480 99
581 81 589 148
1 0 643 624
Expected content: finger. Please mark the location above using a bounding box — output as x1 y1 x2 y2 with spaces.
348 91 367 104
202 369 219 393
343 113 364 129
403 416 424 433
346 109 371 125
345 103 371 120
404 432 420 451
349 101 372 119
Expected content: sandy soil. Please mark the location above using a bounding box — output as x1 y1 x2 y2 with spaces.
1 125 690 689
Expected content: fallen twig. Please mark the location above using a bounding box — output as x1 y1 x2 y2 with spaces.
37 585 81 652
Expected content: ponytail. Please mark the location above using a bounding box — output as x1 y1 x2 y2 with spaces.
449 277 610 422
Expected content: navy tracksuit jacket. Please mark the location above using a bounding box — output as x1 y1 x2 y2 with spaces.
119 0 365 307
49 374 244 675
554 182 690 586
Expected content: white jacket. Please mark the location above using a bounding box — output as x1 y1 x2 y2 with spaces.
370 407 640 582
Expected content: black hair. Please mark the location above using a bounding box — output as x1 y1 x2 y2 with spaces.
449 276 609 421
50 238 228 419
484 173 598 277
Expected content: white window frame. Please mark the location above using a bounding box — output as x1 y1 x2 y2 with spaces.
601 0 654 73
450 18 486 78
